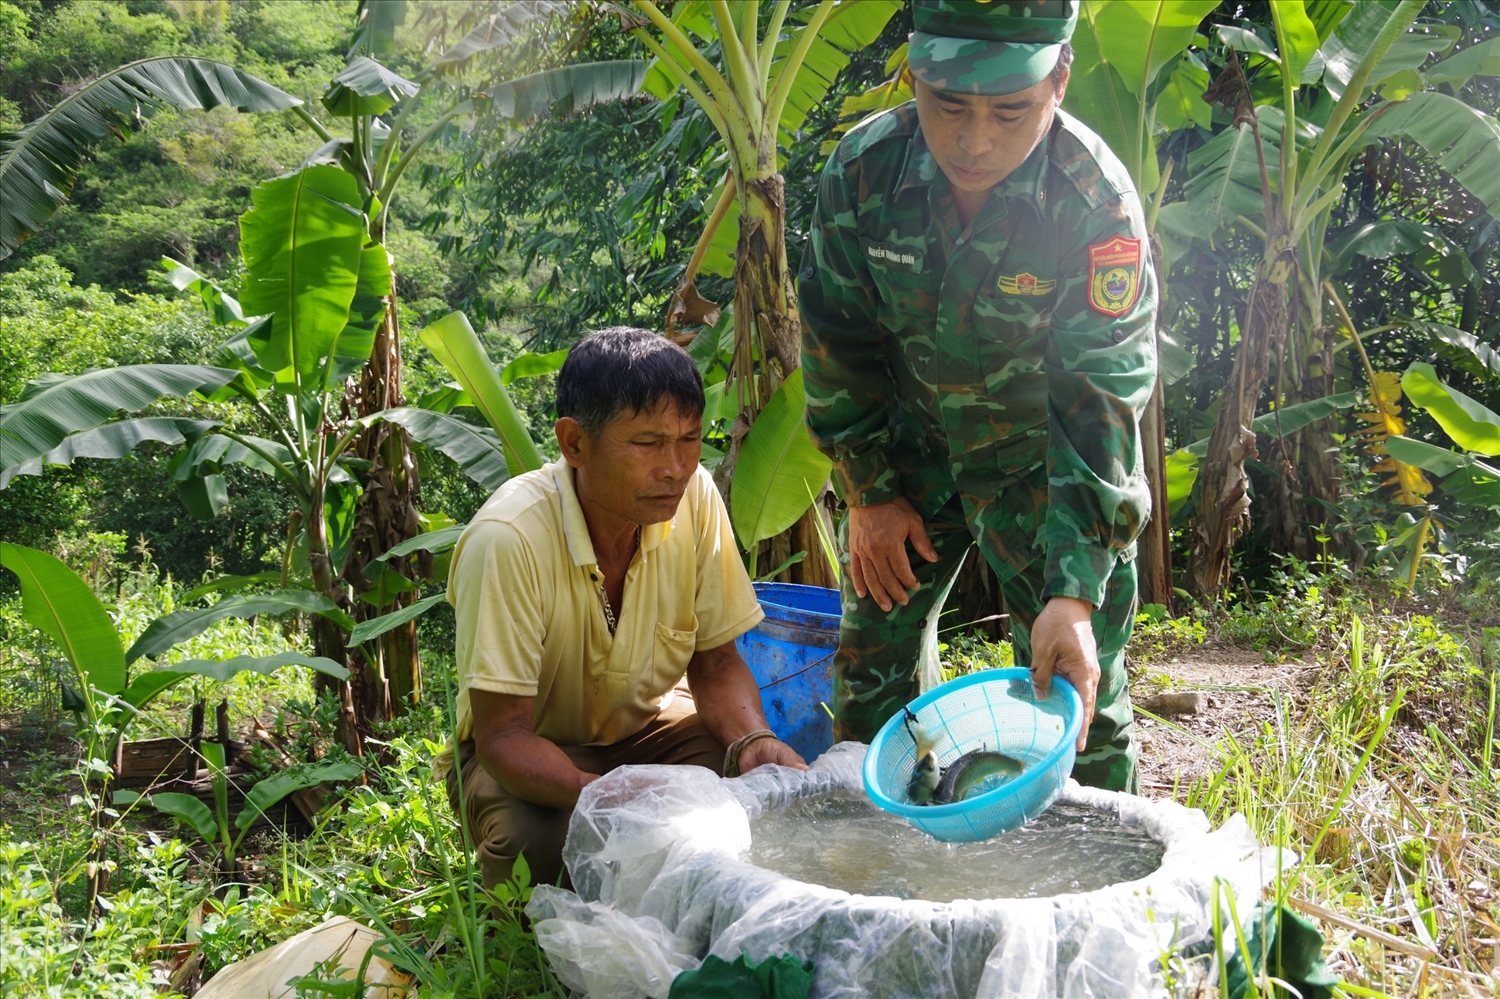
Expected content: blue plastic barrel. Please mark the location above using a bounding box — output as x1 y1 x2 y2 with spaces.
735 582 841 764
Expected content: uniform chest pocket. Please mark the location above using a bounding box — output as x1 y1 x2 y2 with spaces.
974 270 1057 345
861 237 933 334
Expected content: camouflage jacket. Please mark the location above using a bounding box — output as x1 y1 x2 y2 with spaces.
798 103 1157 608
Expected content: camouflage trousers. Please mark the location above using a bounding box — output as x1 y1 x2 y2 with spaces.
834 495 1138 791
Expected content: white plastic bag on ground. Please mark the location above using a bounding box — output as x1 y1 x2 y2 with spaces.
527 743 1291 999
195 915 411 998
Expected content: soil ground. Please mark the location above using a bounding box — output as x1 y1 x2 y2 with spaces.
0 713 78 840
1129 645 1319 795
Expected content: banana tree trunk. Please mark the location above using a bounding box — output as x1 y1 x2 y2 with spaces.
1292 271 1341 558
1187 231 1294 598
729 169 836 588
1137 376 1172 607
341 280 422 720
1136 238 1171 609
307 496 365 757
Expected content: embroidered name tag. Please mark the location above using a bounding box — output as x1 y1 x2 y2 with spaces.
996 272 1056 296
860 238 924 273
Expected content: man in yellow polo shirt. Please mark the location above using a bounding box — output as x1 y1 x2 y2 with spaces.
444 327 807 890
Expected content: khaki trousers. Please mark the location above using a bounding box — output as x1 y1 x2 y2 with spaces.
446 688 724 890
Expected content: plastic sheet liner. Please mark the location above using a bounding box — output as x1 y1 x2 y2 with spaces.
528 743 1292 999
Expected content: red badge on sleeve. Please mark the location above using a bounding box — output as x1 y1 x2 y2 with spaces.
1087 236 1142 317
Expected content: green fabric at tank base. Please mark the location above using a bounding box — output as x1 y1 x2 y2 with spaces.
667 954 815 999
1225 904 1337 999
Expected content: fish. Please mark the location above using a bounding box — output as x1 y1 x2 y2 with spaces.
930 749 1026 805
903 708 942 805
907 745 942 805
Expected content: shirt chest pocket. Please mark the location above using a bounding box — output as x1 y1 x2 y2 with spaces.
649 619 698 695
974 270 1057 342
861 237 933 335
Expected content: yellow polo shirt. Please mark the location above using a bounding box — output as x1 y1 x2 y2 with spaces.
446 459 764 753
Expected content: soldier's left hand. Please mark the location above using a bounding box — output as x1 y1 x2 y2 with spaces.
1029 596 1100 751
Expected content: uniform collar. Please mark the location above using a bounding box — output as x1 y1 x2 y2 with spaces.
897 120 1053 216
896 127 944 195
550 459 673 568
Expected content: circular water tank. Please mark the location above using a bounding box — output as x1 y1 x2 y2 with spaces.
528 744 1292 999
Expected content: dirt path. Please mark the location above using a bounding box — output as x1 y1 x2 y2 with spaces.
1129 645 1321 796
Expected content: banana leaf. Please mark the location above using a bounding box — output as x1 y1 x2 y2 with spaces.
1363 92 1500 220
237 165 368 379
0 365 239 470
1402 362 1500 455
430 1 562 75
418 311 545 473
371 407 510 491
731 369 832 549
1383 435 1470 477
0 543 124 697
1066 1 1219 193
161 257 246 326
490 61 647 121
0 57 298 259
143 792 219 843
348 593 449 646
1 417 219 489
1320 2 1457 100
236 761 361 832
1184 392 1358 457
373 526 465 563
321 56 419 117
127 591 355 665
348 0 405 57
326 240 393 382
500 349 569 385
154 651 350 683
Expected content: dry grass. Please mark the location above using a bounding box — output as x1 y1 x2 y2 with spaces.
1132 593 1500 998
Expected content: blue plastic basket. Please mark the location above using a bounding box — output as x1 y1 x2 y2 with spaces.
863 668 1083 842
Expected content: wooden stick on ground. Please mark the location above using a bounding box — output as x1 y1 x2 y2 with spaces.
1285 895 1437 962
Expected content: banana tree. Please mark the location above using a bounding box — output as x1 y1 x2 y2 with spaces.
318 1 642 713
0 542 351 763
0 0 645 725
1060 0 1219 607
116 754 361 879
626 0 900 586
1158 0 1500 597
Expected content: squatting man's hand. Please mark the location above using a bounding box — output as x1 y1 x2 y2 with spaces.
738 737 809 773
845 497 941 612
1028 596 1100 750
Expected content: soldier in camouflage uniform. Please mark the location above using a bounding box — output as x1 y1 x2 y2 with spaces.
798 0 1157 791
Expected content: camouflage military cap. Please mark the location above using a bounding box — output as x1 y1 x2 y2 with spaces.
909 0 1078 96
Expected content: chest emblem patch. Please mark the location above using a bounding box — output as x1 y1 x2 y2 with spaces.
1087 235 1143 316
997 272 1056 296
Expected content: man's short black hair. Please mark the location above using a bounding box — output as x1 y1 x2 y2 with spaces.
555 327 705 436
1050 42 1074 90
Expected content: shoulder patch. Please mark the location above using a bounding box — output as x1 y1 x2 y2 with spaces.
1087 236 1142 317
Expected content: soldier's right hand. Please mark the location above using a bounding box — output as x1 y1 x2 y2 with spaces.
846 497 940 612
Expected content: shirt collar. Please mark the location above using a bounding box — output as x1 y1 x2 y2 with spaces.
897 121 1053 216
896 127 943 196
550 459 674 568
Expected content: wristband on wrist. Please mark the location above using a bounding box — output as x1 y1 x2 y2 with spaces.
723 728 778 778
